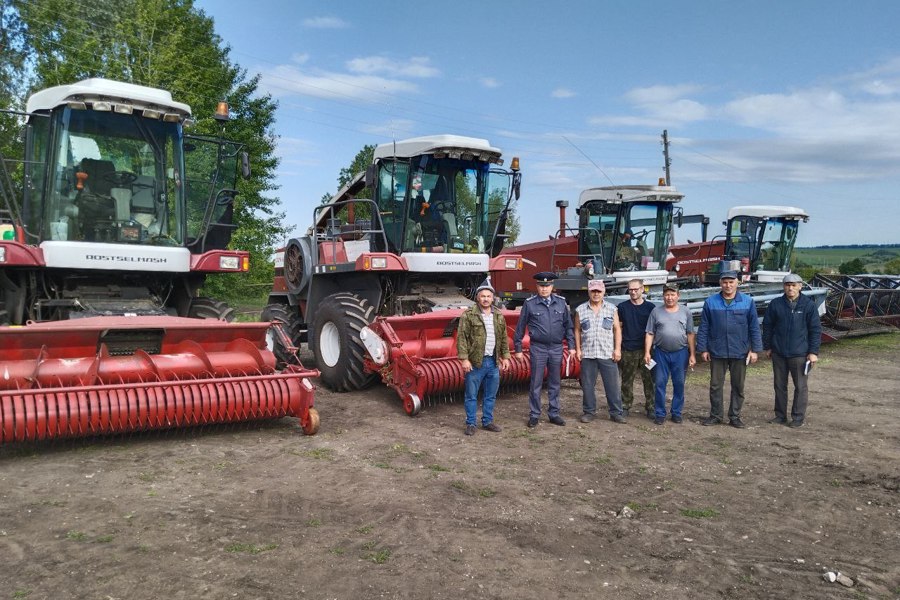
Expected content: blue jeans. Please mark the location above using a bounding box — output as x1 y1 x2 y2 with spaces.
580 357 623 417
653 347 688 418
464 356 500 426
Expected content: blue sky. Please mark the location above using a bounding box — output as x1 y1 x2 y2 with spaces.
196 0 900 246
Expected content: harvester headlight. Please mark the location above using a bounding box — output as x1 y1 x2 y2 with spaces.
114 104 133 115
92 101 112 111
504 258 520 270
219 256 240 270
371 257 388 269
142 108 161 119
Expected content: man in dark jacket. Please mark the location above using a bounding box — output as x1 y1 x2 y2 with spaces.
762 273 821 428
458 280 512 436
697 271 763 428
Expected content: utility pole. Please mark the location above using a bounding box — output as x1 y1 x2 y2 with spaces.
661 130 671 186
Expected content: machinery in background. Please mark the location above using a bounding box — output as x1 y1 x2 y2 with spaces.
0 79 318 442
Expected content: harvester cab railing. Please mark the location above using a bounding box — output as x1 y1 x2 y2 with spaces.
548 225 606 275
311 197 390 263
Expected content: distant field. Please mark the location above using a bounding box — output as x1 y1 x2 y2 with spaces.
794 244 899 272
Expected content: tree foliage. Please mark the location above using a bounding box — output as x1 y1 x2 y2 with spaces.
838 258 866 275
2 0 286 306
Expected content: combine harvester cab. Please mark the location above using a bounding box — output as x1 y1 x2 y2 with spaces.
0 79 318 442
494 181 683 308
665 205 826 321
668 205 809 287
264 135 547 414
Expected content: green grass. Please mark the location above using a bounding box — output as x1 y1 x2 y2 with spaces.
367 549 392 564
304 447 334 460
224 542 277 554
838 332 900 351
427 464 450 472
355 524 374 534
65 530 87 541
680 507 719 519
95 534 114 543
306 518 322 527
13 590 31 598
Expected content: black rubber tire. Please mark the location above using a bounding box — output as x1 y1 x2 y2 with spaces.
309 292 378 392
260 302 305 368
187 297 236 321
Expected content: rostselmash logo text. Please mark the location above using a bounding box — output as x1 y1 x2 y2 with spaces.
436 260 482 267
85 255 167 263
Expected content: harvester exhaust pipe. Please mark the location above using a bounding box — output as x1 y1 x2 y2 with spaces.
556 200 569 238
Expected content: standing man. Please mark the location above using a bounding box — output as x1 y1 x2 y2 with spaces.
574 279 625 423
457 279 512 436
762 273 821 428
696 271 763 428
617 278 656 419
644 283 696 425
514 272 575 428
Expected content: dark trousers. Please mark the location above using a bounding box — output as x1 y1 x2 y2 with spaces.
709 357 747 421
529 343 562 419
772 353 809 422
619 349 654 412
580 357 623 417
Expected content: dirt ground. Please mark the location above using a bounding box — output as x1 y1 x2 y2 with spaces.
1 333 898 600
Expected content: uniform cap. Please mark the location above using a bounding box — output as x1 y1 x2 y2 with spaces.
782 273 803 284
719 270 738 280
663 282 679 292
587 279 605 291
534 271 558 285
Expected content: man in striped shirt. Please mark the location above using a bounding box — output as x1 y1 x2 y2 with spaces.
574 279 624 423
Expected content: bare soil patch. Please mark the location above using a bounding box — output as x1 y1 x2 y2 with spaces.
1 333 898 599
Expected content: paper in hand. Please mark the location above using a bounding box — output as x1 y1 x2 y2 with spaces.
804 360 812 375
646 358 657 370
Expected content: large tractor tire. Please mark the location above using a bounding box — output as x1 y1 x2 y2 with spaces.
310 292 378 392
261 302 305 368
187 297 236 321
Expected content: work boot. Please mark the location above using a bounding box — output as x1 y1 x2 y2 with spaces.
527 417 539 428
729 418 746 429
788 420 805 428
767 416 787 425
548 415 566 426
701 416 721 426
464 424 477 436
610 414 627 424
653 416 666 425
482 422 502 432
671 415 683 424
579 413 595 423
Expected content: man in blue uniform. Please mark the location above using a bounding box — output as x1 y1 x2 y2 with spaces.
514 272 575 428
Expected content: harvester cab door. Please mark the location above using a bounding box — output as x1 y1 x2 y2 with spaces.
184 135 243 252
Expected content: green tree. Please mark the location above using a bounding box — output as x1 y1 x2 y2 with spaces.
884 257 900 275
838 258 866 275
8 0 287 306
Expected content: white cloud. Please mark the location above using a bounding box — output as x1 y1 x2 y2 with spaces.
290 53 310 65
361 119 417 139
259 64 420 102
552 88 575 99
346 56 439 78
302 16 349 29
480 77 500 89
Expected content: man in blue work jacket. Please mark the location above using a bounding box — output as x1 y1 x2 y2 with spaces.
697 271 763 428
514 272 575 428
